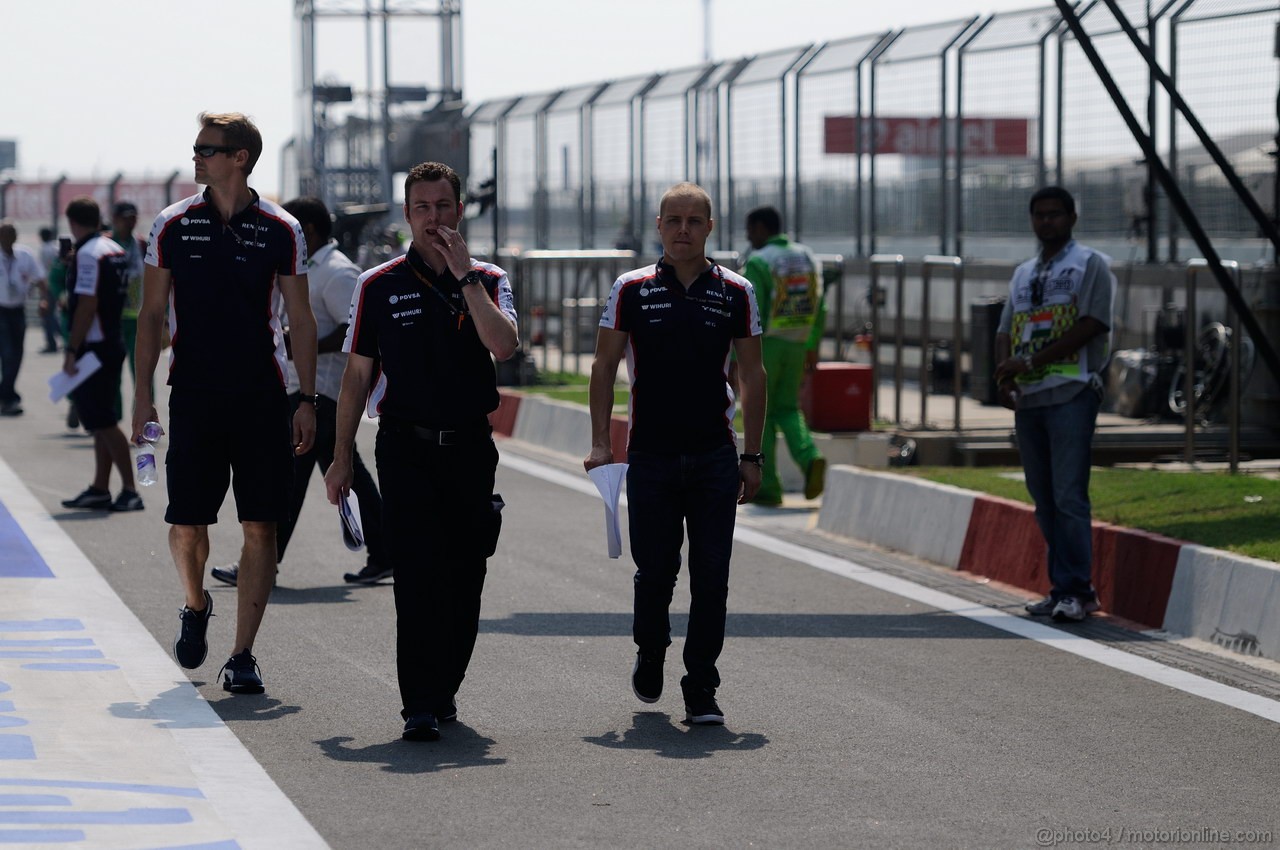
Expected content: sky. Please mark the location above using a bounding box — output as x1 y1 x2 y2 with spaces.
1 0 1042 199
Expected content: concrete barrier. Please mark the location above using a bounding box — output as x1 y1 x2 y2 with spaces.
957 496 1049 593
511 395 593 458
817 465 975 568
1164 545 1280 659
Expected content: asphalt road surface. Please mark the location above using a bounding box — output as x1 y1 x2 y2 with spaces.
3 338 1278 849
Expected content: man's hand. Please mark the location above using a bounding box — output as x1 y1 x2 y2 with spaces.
993 356 1029 385
61 350 78 376
292 402 317 455
130 403 160 446
323 457 353 506
997 381 1019 411
583 444 614 473
738 461 762 504
434 225 473 280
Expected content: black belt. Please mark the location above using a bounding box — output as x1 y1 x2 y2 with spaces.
379 414 492 446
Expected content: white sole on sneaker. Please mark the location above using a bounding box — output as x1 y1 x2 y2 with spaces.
631 655 661 704
686 710 725 725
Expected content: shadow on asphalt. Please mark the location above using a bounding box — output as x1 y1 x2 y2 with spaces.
315 724 507 773
268 585 366 605
208 693 303 722
480 611 1021 639
583 711 768 759
109 684 225 729
51 511 113 521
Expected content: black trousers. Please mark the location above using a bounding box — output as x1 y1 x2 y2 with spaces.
376 423 499 717
279 393 384 567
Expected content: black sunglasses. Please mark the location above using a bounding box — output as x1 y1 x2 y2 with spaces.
193 144 239 158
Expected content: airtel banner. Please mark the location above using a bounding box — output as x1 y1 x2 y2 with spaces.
824 115 1030 158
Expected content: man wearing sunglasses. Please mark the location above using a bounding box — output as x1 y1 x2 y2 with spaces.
993 186 1115 624
133 111 319 694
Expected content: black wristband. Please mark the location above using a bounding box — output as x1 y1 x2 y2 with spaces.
297 393 318 405
739 452 764 466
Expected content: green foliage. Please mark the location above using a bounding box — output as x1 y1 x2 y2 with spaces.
901 467 1280 562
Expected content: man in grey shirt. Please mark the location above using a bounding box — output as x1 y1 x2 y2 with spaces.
994 186 1115 623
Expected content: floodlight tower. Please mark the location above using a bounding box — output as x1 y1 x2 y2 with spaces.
293 0 465 209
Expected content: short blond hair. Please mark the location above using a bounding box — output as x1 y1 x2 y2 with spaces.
198 111 264 175
658 182 713 219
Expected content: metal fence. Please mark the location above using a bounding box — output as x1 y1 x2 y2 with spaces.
466 0 1278 266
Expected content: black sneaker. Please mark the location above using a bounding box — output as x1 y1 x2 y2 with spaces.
437 696 458 723
631 651 664 704
109 490 144 512
219 650 265 694
682 681 725 725
344 563 393 585
402 712 440 741
173 590 213 669
211 563 239 587
62 487 112 510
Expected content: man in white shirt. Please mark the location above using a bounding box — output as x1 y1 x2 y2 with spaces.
0 221 48 416
211 196 387 587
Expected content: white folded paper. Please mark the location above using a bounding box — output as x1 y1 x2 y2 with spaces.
587 463 628 559
48 351 102 402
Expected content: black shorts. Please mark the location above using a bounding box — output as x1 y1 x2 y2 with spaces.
164 387 293 526
69 344 125 432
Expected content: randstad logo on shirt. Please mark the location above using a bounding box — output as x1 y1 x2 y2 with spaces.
389 292 421 305
180 217 211 226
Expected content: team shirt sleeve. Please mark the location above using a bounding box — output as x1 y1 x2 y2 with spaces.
739 279 763 338
344 273 378 358
73 246 101 297
492 269 517 325
144 214 166 268
598 277 628 332
279 220 308 276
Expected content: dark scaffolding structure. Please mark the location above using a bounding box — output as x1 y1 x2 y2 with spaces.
289 0 470 215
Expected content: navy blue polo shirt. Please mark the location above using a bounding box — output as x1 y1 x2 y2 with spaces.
145 189 306 392
599 260 761 454
67 233 130 352
344 246 517 427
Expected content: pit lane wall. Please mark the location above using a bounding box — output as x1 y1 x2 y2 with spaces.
490 390 1280 662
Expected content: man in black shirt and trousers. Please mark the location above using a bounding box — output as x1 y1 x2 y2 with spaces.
326 161 518 742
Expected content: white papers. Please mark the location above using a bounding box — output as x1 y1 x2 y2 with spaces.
47 351 102 402
339 489 364 551
587 463 628 559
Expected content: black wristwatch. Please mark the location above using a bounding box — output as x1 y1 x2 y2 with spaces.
297 393 318 405
739 452 764 466
461 269 483 288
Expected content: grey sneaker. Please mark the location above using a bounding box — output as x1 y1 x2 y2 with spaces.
1025 595 1057 616
1052 596 1088 623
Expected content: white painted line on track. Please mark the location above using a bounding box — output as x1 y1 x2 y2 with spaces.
501 451 1280 727
0 455 329 849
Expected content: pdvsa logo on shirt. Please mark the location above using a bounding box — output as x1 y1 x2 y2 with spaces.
180 217 211 226
389 291 421 305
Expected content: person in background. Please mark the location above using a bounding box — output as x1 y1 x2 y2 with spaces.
740 205 826 506
38 227 61 353
0 220 47 416
211 196 388 588
585 182 765 726
58 197 141 513
994 186 1115 624
110 202 147 389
